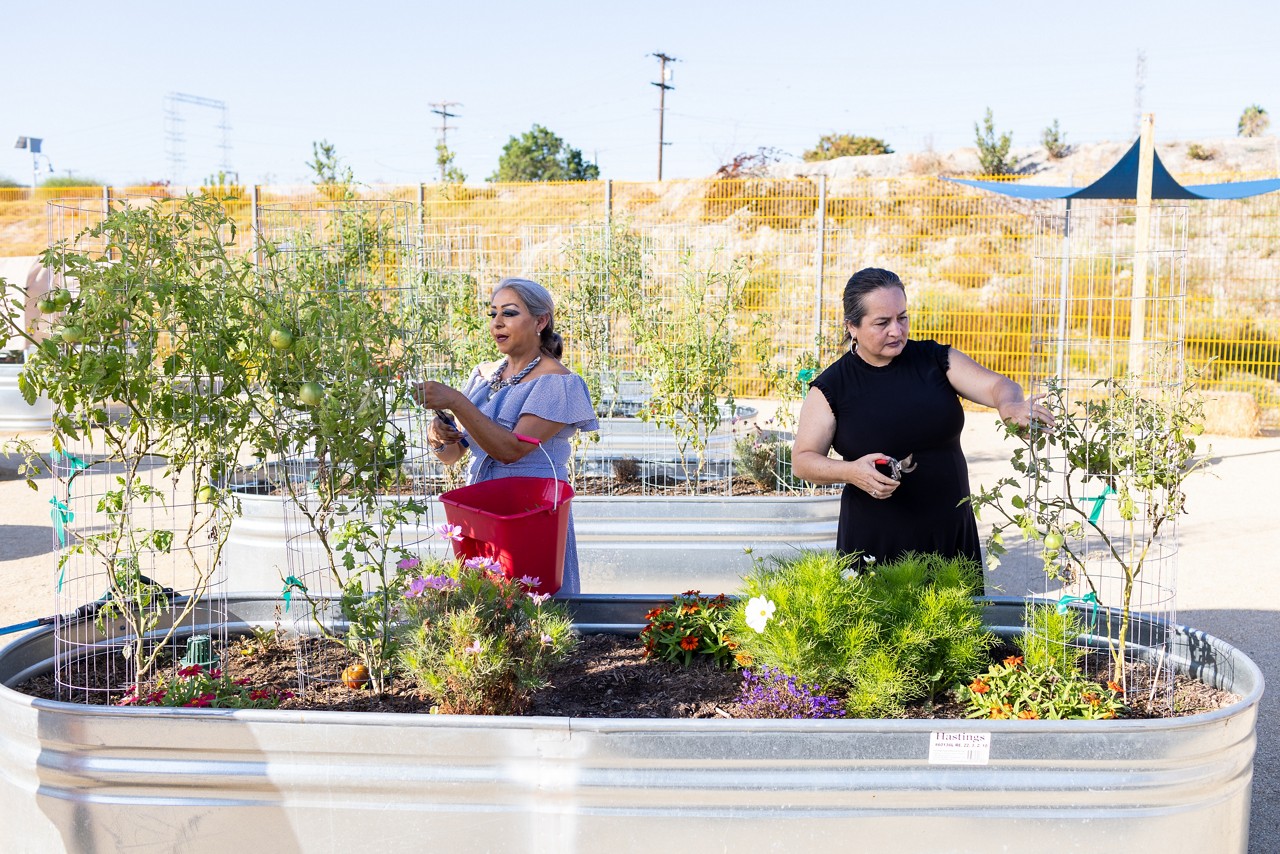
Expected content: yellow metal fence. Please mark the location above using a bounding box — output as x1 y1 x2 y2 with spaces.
3 177 1278 423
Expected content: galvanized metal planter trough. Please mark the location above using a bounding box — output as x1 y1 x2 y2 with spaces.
223 490 840 595
0 595 1262 853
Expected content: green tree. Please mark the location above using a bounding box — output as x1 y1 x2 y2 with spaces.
974 108 1015 175
435 141 467 183
1238 105 1270 137
0 176 23 188
308 139 356 200
1041 119 1069 159
802 133 893 161
40 175 107 188
489 124 600 182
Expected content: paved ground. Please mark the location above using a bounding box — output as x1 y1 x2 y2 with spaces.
2 416 1277 851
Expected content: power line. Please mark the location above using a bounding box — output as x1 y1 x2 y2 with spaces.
651 52 678 180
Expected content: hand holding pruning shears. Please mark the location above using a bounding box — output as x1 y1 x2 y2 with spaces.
858 452 915 499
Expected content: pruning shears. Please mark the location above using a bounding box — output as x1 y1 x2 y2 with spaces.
874 454 917 481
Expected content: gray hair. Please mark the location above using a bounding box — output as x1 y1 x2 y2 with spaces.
491 277 563 358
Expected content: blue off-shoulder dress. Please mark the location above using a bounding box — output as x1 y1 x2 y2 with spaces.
457 368 599 595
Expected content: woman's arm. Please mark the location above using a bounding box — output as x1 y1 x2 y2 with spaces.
792 388 902 497
945 348 1055 429
416 380 565 464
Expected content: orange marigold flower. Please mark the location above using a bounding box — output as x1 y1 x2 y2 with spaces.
969 677 990 695
680 604 700 615
1017 709 1039 720
989 706 1009 719
1083 692 1101 707
679 636 699 651
725 640 739 650
734 652 754 667
1107 680 1124 694
1003 655 1024 667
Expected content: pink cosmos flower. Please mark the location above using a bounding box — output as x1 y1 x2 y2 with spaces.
397 556 421 572
435 523 464 543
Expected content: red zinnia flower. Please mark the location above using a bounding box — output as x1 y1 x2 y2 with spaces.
249 689 271 701
680 604 700 615
645 608 664 621
679 636 699 651
1107 680 1124 694
682 590 700 597
177 665 203 678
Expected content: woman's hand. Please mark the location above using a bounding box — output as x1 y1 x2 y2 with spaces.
428 415 463 449
413 380 461 410
854 453 900 500
997 393 1056 432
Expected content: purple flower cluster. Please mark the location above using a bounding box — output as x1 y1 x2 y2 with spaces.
738 667 845 719
405 575 460 597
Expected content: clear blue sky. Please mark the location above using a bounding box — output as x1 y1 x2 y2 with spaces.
3 0 1277 187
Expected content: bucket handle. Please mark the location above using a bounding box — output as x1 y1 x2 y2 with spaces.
514 433 565 510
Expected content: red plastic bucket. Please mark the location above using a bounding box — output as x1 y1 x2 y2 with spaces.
439 477 574 595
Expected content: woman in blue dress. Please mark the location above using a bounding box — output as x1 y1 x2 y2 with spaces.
413 277 598 595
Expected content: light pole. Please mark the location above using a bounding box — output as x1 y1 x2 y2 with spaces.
13 137 53 192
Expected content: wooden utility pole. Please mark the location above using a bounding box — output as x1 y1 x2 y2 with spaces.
651 53 677 180
1128 112 1156 378
430 101 462 182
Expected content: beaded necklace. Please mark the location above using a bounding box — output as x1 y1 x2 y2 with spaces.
487 356 541 394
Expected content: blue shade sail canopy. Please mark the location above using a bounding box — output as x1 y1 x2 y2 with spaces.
943 137 1280 201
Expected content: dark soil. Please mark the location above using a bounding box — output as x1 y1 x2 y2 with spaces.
18 633 1238 720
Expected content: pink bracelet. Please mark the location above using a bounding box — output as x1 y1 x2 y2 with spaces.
513 432 541 445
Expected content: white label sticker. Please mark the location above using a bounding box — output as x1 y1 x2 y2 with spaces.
928 731 991 765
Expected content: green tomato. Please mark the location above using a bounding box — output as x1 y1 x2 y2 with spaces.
1043 532 1064 551
59 325 85 344
197 485 218 503
268 328 296 351
36 297 58 314
298 381 325 407
49 289 73 308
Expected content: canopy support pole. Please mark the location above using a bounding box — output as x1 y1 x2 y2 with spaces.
1054 198 1073 380
1128 113 1156 378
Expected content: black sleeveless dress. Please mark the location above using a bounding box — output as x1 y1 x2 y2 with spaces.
810 339 981 568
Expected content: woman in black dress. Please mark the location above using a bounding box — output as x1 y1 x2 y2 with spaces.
792 268 1054 574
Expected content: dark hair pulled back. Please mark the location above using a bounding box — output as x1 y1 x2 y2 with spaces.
842 267 906 348
492 277 563 359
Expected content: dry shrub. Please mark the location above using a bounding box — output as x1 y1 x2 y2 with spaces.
1202 392 1262 437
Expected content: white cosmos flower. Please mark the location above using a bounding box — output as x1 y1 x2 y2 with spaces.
745 595 777 634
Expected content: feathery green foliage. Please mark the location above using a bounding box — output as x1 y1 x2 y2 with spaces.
730 551 992 717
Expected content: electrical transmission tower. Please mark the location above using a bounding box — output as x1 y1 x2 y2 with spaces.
164 92 232 187
651 52 677 180
1133 51 1147 138
430 101 462 182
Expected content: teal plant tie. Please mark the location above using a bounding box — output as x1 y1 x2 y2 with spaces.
282 575 307 612
50 449 91 497
1056 591 1100 628
1081 484 1116 524
797 368 816 384
49 497 74 548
